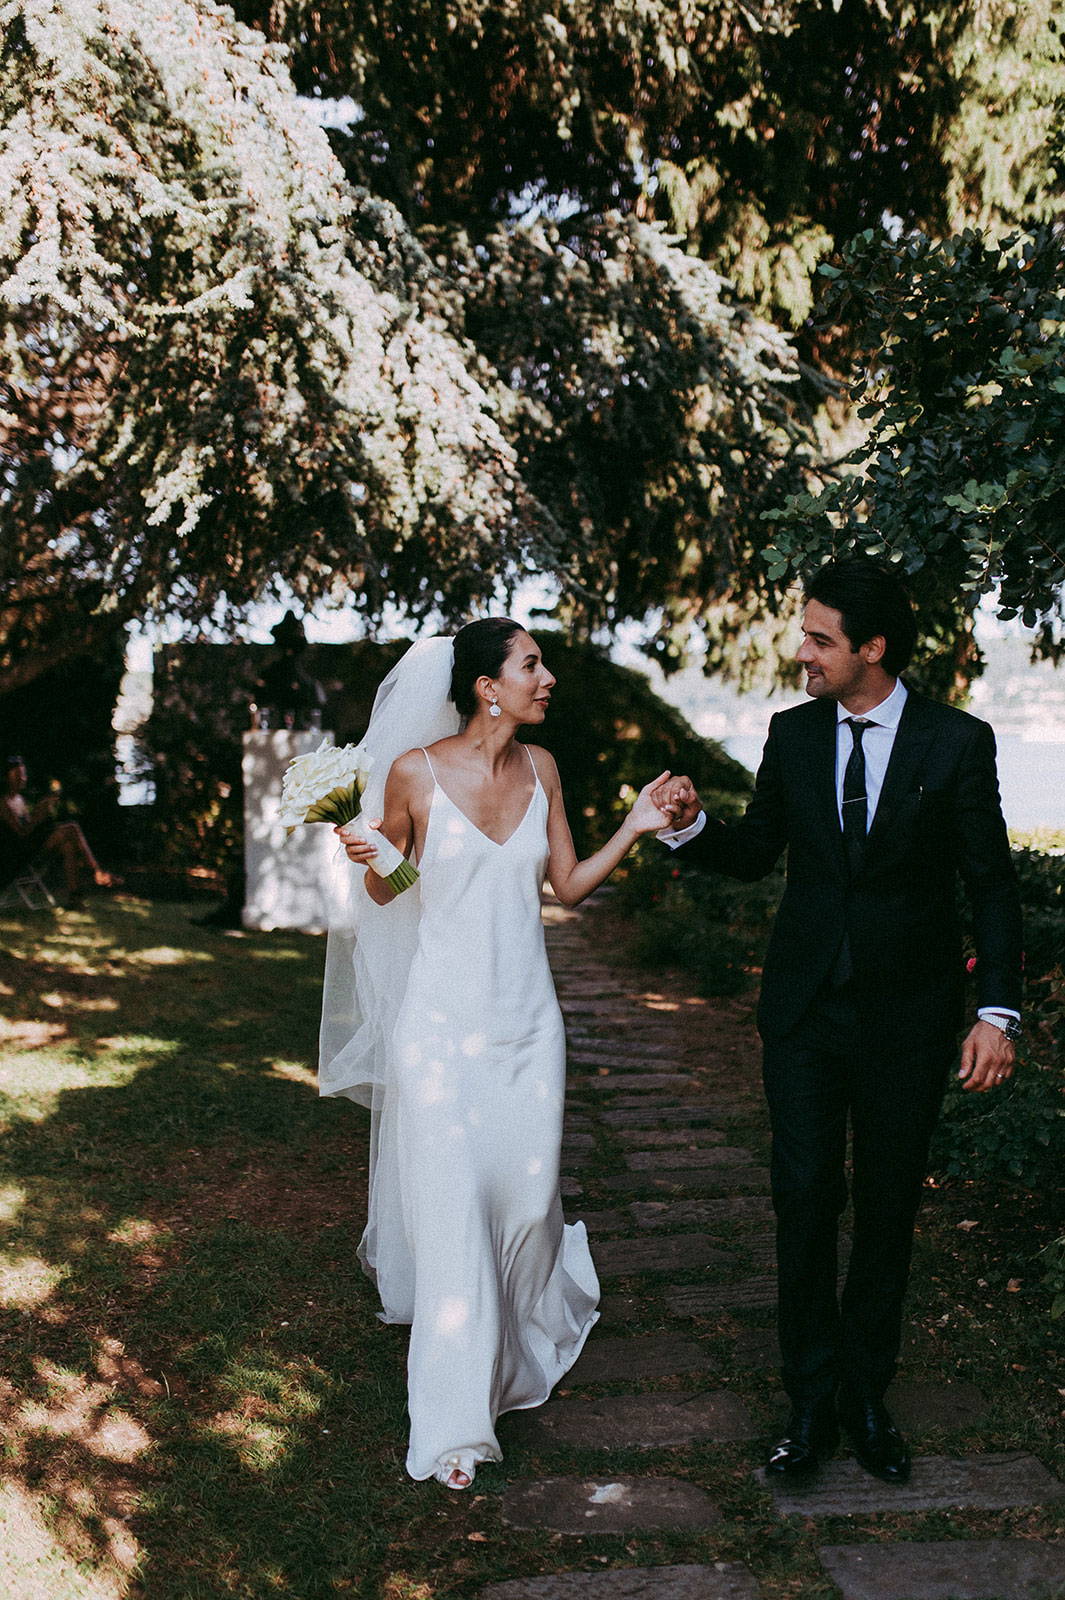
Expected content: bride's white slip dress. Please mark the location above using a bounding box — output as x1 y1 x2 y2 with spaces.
385 747 599 1482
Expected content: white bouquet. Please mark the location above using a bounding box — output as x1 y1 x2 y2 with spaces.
279 740 418 893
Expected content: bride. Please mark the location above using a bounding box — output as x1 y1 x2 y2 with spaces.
318 619 675 1488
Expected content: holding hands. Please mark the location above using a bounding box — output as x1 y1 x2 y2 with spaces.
624 771 684 835
650 774 703 832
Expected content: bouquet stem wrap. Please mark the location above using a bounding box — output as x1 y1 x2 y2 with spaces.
280 738 418 895
337 824 419 895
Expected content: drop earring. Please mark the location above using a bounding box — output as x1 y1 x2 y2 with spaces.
489 700 502 718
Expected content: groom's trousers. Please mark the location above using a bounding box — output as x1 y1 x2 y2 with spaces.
762 980 953 1409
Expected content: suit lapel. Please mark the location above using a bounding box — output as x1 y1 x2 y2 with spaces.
865 688 936 856
811 698 847 874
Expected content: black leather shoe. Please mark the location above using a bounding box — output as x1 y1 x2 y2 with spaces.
838 1394 911 1483
765 1400 839 1478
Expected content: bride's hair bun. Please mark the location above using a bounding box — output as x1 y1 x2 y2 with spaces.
451 618 524 717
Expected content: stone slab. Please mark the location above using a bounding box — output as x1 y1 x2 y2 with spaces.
583 1074 692 1094
669 1279 777 1315
625 1147 753 1171
566 1335 717 1386
563 1132 596 1151
519 1390 754 1450
597 1293 656 1327
499 1479 722 1537
601 1107 720 1129
630 1198 774 1229
570 1057 679 1076
603 1096 703 1112
614 1128 726 1148
563 999 663 1016
731 1326 780 1368
886 1379 987 1433
758 1453 1065 1518
603 1168 770 1197
481 1561 761 1599
818 1539 1065 1600
557 985 634 998
593 1233 730 1278
566 1040 677 1059
565 1208 631 1235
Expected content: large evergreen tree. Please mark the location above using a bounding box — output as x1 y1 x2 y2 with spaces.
235 0 1065 670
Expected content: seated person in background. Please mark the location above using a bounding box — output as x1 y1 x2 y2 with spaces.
1 755 121 904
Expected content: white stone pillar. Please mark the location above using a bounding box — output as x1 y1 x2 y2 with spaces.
241 730 338 933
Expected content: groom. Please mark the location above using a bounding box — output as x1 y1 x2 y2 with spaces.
654 558 1023 1483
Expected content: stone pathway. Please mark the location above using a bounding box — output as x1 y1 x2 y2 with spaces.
477 900 1065 1599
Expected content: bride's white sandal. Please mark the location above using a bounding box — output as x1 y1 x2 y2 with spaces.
438 1453 475 1490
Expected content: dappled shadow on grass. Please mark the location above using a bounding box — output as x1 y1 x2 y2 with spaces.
0 898 443 1599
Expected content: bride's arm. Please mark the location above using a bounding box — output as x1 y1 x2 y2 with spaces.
337 752 425 906
536 750 675 909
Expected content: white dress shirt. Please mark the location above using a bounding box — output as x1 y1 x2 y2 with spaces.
658 677 1017 1023
834 676 908 828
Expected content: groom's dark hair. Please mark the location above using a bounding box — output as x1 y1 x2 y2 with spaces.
451 617 525 718
805 557 918 677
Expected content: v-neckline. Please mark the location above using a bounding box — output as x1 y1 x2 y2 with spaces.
432 775 540 849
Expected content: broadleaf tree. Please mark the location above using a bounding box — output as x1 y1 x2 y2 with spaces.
763 223 1065 695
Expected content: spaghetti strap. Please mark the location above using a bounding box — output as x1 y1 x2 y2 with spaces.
522 744 541 791
420 747 438 784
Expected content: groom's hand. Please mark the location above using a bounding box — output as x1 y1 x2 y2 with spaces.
651 775 702 832
957 1020 1015 1093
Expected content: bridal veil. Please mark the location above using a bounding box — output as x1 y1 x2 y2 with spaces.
318 635 460 1318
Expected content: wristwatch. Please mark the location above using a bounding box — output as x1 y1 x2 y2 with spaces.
982 1014 1022 1043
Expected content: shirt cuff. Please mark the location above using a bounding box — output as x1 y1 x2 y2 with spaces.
977 1007 1021 1024
657 811 707 850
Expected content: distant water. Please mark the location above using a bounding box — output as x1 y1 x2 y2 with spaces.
723 730 1065 834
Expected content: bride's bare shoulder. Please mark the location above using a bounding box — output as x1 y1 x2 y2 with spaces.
388 748 436 789
523 745 560 785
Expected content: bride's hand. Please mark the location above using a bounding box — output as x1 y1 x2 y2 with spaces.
336 819 382 864
626 771 679 836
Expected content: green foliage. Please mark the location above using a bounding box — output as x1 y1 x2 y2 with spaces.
930 1059 1064 1188
0 627 127 853
612 842 783 998
527 632 752 855
446 217 813 652
930 844 1064 1190
0 0 525 695
141 639 408 881
242 0 1062 331
7 0 1063 699
764 224 1065 680
1041 1235 1065 1319
139 631 750 880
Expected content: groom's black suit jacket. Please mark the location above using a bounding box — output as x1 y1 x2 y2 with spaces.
679 689 1023 1044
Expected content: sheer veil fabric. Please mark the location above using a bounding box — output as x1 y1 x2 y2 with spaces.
318 636 460 1316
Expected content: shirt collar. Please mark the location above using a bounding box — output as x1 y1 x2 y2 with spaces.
836 676 908 732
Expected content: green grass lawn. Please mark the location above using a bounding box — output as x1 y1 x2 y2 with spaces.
0 897 1061 1600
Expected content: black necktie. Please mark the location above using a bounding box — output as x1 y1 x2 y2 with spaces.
842 717 871 876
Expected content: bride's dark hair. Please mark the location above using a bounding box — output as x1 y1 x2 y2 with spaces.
451 618 524 718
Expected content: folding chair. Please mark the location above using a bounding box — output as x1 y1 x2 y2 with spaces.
0 862 57 911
